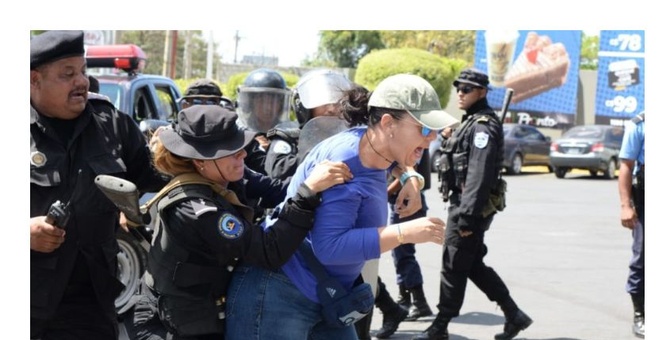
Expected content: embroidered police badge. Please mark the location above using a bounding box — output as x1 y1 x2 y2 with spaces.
218 213 244 239
272 140 292 155
474 132 489 149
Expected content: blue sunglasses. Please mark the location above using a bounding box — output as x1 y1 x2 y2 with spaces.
421 126 438 137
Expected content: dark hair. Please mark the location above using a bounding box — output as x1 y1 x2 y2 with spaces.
339 85 405 128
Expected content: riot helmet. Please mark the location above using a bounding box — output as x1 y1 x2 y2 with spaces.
236 68 290 133
292 69 354 126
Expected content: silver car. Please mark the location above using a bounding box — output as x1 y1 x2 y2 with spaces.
549 124 624 179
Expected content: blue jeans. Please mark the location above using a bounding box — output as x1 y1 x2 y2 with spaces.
225 264 357 340
390 192 427 288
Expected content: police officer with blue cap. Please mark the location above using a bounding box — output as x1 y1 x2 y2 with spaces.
30 30 169 339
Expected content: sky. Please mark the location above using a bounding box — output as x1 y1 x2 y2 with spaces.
12 1 667 337
212 30 321 67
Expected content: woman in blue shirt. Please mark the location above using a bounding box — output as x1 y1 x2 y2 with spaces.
225 74 454 340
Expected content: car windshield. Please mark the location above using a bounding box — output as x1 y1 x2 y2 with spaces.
98 83 123 110
563 126 604 139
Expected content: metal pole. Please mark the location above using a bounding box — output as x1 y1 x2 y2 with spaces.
206 30 214 79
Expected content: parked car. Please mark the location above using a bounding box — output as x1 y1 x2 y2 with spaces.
428 124 552 175
502 124 553 175
86 44 182 123
549 124 624 179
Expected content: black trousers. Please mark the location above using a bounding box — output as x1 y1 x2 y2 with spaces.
437 205 511 318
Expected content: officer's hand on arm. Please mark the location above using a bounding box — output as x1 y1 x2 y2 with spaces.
30 216 66 253
302 160 353 193
618 159 638 230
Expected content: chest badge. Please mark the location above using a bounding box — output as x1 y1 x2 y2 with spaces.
30 151 47 167
474 132 489 149
218 213 244 239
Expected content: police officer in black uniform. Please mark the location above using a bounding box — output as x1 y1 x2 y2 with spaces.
264 69 354 180
414 69 532 340
30 30 168 340
235 68 292 175
179 78 234 110
143 104 351 339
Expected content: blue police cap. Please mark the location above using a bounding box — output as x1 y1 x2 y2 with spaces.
30 30 85 69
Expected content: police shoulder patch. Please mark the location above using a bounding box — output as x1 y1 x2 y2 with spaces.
476 116 490 123
218 213 244 239
271 140 292 155
474 132 489 149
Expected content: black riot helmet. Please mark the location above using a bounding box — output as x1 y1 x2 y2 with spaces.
236 68 290 133
292 69 354 126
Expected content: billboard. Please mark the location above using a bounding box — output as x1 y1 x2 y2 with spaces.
474 30 582 129
594 30 645 125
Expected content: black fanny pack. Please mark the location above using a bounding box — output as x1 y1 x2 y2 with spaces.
299 241 374 328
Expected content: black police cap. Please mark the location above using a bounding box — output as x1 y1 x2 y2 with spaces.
31 30 85 70
453 68 490 89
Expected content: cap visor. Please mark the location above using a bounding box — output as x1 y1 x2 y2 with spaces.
411 109 460 130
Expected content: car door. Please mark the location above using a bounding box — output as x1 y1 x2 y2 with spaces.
525 126 551 164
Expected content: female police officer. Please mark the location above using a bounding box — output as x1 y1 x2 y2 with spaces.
143 104 352 339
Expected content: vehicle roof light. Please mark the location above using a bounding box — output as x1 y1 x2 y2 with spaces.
85 44 147 75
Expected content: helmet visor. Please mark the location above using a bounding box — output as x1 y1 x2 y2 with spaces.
237 87 290 133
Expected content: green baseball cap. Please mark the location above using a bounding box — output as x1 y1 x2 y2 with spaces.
368 74 459 130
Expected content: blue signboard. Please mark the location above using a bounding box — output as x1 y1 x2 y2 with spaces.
474 30 582 129
594 30 645 125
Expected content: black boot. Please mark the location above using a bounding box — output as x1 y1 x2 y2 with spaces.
397 284 412 310
494 309 533 340
373 278 409 339
631 293 645 338
354 310 373 340
406 285 434 321
411 314 450 340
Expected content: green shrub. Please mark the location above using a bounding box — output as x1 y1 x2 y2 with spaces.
355 48 466 108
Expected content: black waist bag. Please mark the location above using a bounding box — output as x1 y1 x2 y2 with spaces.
299 242 374 328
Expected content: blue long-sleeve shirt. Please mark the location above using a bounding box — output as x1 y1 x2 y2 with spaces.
263 127 392 302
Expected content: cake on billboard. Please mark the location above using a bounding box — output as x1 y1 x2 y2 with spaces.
474 30 581 128
503 32 571 103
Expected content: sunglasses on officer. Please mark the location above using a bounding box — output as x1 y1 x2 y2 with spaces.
185 97 221 106
456 85 481 94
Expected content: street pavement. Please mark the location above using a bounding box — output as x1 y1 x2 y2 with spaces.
370 168 643 340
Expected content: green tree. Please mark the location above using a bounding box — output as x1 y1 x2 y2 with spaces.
380 30 475 63
580 32 600 70
315 31 385 68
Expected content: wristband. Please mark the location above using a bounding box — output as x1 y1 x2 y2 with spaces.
399 171 425 190
396 224 405 244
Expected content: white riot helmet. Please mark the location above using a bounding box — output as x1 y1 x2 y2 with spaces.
292 69 354 126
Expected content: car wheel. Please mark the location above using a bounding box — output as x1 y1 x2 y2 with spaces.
603 159 617 179
115 230 148 316
431 151 441 173
507 153 523 175
589 170 599 177
555 167 568 178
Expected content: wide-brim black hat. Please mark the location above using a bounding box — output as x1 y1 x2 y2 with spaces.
159 105 255 160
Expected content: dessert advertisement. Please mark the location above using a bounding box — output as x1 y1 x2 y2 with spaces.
474 30 582 129
594 30 645 125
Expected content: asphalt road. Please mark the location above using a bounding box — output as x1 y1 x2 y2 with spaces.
370 168 641 340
